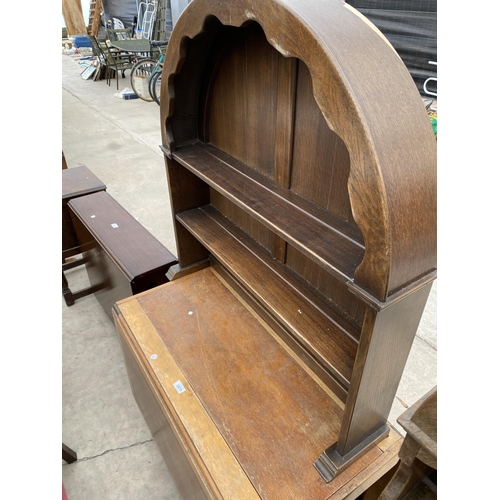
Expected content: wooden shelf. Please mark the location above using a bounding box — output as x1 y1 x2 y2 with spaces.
171 143 365 284
176 204 359 397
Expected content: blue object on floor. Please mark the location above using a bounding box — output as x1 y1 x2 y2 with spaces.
73 35 92 48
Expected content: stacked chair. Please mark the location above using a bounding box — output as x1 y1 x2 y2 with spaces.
88 35 135 89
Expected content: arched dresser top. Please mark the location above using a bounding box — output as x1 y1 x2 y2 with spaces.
160 0 437 303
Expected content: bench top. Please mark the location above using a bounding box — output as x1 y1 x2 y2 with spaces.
68 191 177 281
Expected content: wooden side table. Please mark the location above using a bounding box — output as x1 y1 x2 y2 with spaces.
62 165 107 306
69 191 177 319
378 387 437 499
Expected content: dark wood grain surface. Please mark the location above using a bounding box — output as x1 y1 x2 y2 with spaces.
172 143 364 282
62 165 106 259
161 0 436 301
337 284 433 456
115 311 214 500
62 165 106 201
165 158 210 269
114 270 403 499
148 0 436 488
176 205 359 395
69 191 176 280
69 191 177 318
126 268 389 500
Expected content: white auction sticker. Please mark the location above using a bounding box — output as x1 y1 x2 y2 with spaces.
173 380 186 394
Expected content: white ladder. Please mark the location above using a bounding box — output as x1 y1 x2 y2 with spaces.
137 0 158 40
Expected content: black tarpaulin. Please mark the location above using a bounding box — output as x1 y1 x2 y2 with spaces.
346 0 437 97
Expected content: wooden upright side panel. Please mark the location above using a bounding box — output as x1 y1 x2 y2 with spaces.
337 283 433 456
165 158 210 267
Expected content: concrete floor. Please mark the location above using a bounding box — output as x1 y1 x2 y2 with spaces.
61 52 437 500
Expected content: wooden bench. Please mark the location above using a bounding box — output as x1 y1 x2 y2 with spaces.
114 0 437 497
62 165 107 306
68 191 177 319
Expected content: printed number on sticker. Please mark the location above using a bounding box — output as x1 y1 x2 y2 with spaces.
173 380 186 394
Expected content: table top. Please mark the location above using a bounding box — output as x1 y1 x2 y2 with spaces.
109 38 164 53
115 266 403 500
68 191 177 277
109 39 151 53
62 165 106 201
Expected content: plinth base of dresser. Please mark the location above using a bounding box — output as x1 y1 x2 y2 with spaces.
113 267 402 500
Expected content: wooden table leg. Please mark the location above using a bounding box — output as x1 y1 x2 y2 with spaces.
62 443 77 464
62 271 75 307
62 257 103 306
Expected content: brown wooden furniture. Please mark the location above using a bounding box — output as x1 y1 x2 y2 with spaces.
62 443 77 464
68 191 177 320
378 387 437 500
115 268 403 499
62 165 107 306
114 0 436 497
